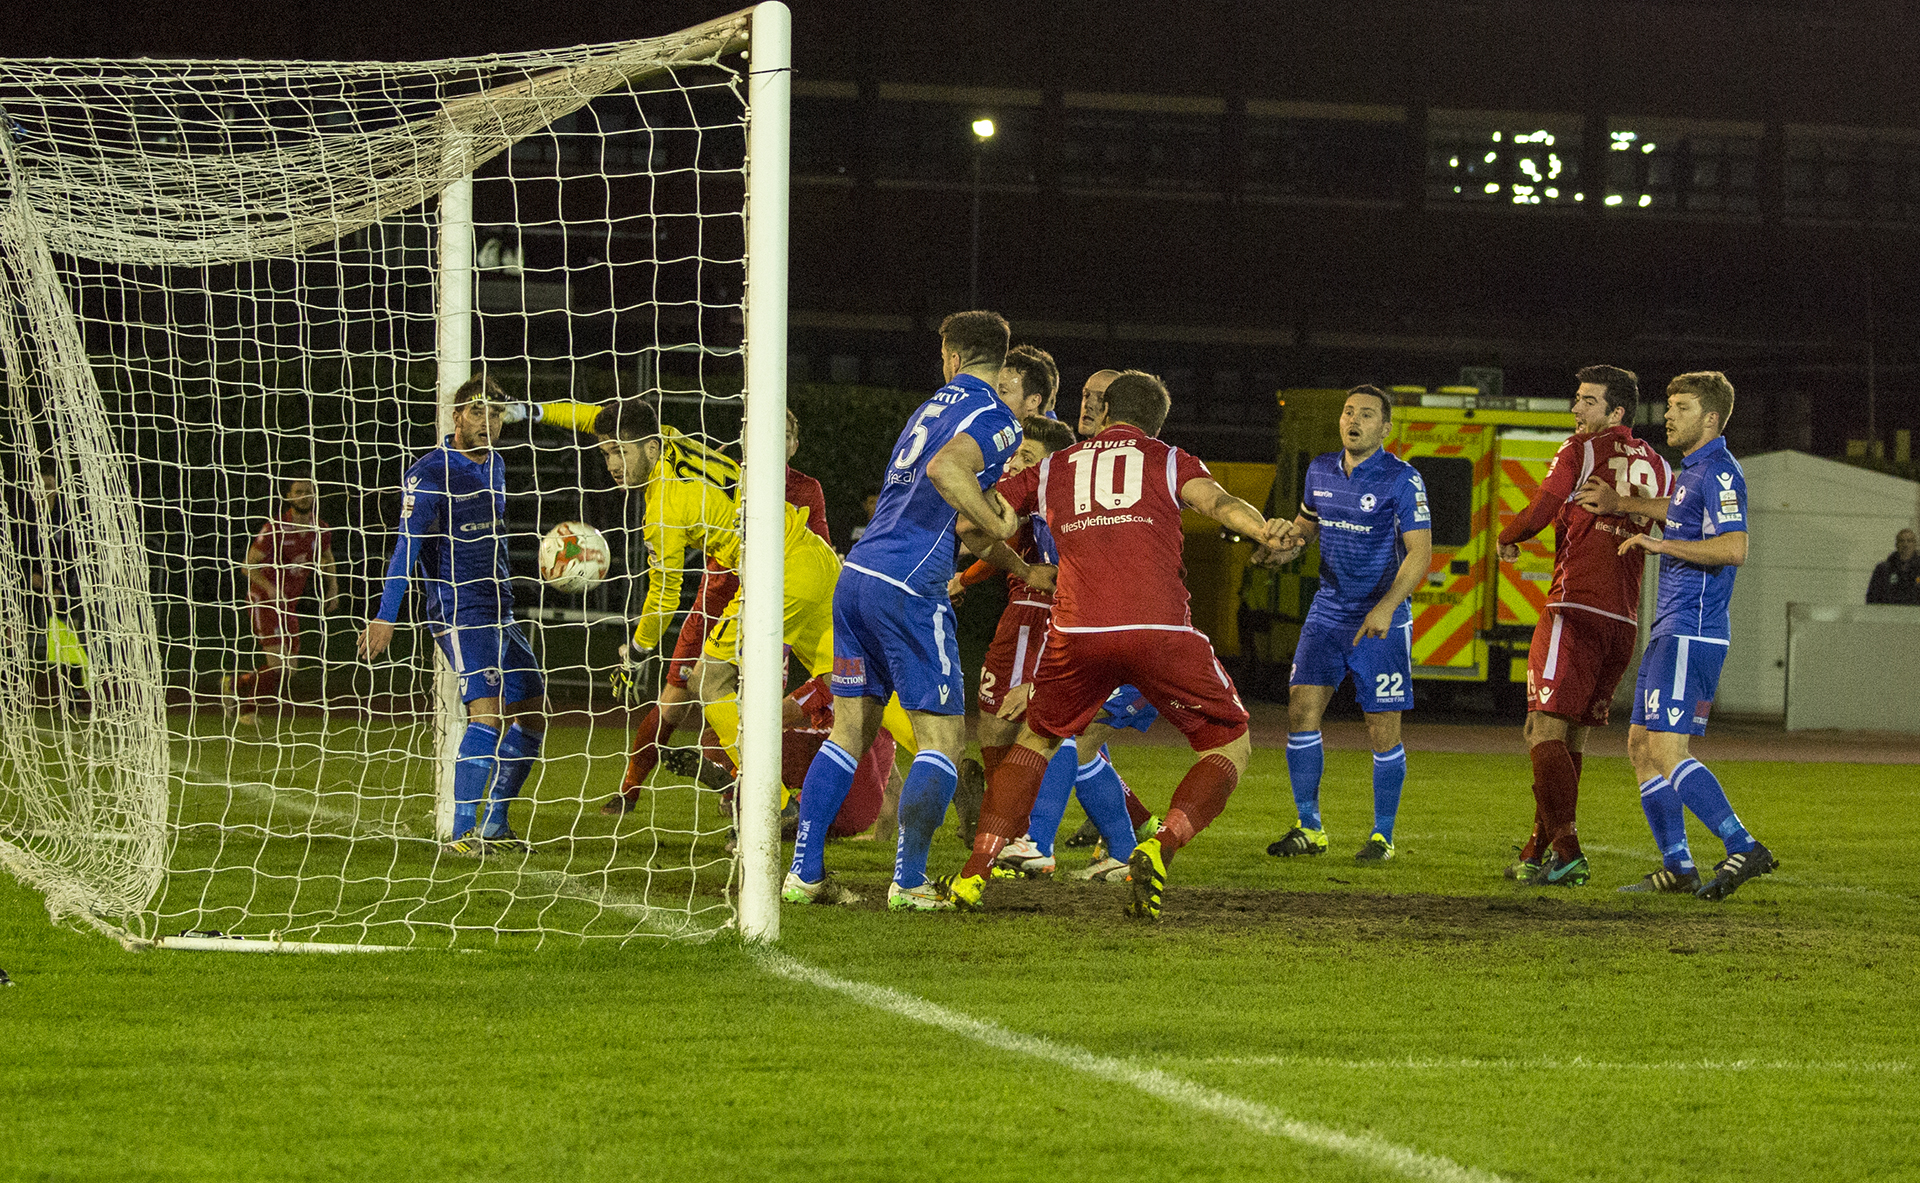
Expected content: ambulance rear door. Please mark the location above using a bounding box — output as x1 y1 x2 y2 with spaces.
1388 416 1491 682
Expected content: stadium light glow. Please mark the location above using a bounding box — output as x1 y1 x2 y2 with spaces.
1606 193 1625 206
972 118 995 140
1639 194 1653 206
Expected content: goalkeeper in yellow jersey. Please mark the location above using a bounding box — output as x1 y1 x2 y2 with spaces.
522 396 905 788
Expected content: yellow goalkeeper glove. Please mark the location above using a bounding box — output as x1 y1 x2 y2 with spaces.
610 644 656 706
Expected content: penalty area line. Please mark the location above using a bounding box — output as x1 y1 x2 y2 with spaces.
754 949 1509 1183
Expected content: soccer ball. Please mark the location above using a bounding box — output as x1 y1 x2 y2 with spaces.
538 521 611 594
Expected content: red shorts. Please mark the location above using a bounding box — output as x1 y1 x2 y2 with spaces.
1527 606 1637 727
977 602 1051 717
782 727 894 837
666 567 741 689
249 601 301 656
1026 626 1248 752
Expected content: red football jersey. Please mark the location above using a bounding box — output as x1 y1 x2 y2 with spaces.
1502 425 1673 623
784 466 831 545
249 512 333 603
1000 424 1212 633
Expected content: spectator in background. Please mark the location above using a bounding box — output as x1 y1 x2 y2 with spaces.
1866 528 1919 605
848 492 880 548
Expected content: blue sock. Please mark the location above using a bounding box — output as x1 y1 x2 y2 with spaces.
482 723 542 837
452 722 499 838
790 740 858 883
1074 747 1139 862
893 751 960 889
1671 758 1755 856
1371 744 1406 842
1638 775 1695 872
1286 731 1324 830
1025 738 1079 857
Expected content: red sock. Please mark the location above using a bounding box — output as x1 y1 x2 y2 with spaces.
961 744 1050 879
980 743 1011 782
620 705 672 794
248 666 281 707
1123 783 1150 829
1531 740 1581 858
1155 753 1240 862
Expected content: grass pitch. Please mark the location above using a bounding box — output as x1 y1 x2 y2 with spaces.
3 736 1916 1182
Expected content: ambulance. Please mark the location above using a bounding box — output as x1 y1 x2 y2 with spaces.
1241 384 1581 691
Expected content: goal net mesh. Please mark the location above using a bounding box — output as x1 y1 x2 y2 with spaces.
0 13 766 946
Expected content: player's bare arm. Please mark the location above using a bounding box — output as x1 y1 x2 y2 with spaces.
927 432 1019 540
356 618 394 659
1617 530 1747 567
1356 528 1433 643
954 515 1053 591
1574 475 1668 521
1180 477 1287 549
319 544 341 611
242 541 275 599
1251 513 1314 567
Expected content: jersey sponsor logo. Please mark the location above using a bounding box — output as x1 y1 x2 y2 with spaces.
1321 518 1373 534
886 467 915 487
938 685 950 704
831 655 866 687
1718 472 1734 488
992 425 1018 453
1695 699 1713 723
1055 512 1153 533
458 519 495 533
1538 685 1553 702
1312 489 1333 498
1667 706 1683 725
1716 489 1741 521
1359 493 1376 511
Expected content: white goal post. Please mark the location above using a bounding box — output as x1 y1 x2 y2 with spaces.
0 3 791 948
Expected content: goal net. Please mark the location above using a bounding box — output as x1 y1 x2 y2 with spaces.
0 4 791 948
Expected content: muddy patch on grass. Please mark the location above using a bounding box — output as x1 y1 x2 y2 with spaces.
877 877 1802 948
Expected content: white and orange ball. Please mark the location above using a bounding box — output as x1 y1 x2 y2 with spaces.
538 521 611 594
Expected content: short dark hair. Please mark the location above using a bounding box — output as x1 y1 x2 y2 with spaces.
1346 384 1392 419
1004 344 1060 411
1021 416 1076 454
939 310 1010 372
593 396 660 442
453 372 506 406
1667 371 1736 432
1576 364 1639 424
1102 370 1172 436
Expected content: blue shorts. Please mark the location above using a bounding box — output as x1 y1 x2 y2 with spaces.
831 569 964 715
1634 634 1725 736
1095 684 1160 733
1291 615 1415 713
432 620 545 706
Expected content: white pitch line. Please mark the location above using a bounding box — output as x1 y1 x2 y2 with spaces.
755 950 1509 1183
1184 1054 1911 1074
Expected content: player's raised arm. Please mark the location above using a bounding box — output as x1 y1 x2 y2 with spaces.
927 431 1020 541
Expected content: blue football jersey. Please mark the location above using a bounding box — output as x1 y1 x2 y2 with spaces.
1300 448 1431 628
845 373 1022 597
375 439 514 626
1651 435 1746 643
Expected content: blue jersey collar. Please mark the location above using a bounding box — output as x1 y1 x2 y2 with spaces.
1681 435 1729 469
1339 446 1390 476
948 372 996 397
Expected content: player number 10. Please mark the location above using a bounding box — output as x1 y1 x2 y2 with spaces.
1607 456 1660 499
1066 444 1144 514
